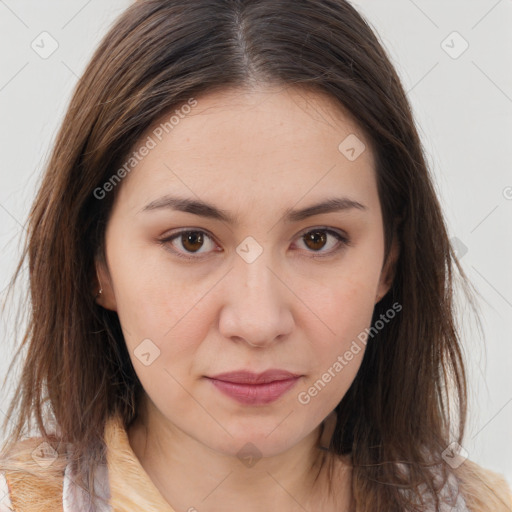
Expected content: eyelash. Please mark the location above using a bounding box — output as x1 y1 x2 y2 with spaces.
158 227 351 261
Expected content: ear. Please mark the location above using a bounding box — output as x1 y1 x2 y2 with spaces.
375 230 400 304
94 257 118 311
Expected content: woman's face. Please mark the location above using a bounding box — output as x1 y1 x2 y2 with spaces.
97 85 397 457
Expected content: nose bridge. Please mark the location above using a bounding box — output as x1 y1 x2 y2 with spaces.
218 238 294 346
234 234 278 297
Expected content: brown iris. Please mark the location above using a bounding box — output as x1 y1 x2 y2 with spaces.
303 230 327 251
181 231 205 252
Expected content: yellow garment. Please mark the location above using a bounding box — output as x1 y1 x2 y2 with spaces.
105 414 176 511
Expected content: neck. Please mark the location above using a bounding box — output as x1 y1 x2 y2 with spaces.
126 401 352 512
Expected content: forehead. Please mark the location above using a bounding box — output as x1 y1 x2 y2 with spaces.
114 85 377 214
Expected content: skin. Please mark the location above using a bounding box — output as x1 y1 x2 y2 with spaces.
96 84 399 512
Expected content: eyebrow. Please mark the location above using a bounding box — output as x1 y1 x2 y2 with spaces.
139 195 367 224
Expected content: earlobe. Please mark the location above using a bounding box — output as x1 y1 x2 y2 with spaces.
95 265 103 299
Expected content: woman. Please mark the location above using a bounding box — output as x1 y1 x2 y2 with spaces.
0 0 510 510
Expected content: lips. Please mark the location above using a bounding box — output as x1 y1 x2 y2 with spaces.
209 369 301 384
205 369 302 405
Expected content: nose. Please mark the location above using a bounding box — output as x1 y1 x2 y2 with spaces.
218 249 294 348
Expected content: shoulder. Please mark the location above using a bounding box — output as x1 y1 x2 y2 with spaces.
454 459 512 512
0 435 69 511
1 435 112 512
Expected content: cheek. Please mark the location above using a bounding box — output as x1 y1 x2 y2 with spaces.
116 287 209 377
305 266 378 346
296 268 378 408
116 297 209 424
301 228 384 337
107 233 209 342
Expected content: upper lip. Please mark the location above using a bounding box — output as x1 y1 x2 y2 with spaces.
207 369 301 384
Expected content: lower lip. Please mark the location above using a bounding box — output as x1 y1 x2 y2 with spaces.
207 377 300 405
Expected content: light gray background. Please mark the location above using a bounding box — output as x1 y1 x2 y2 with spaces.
1 0 511 487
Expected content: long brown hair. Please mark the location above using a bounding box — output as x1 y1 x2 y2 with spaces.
0 0 491 510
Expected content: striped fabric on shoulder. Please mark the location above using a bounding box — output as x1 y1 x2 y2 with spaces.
1 456 111 511
0 439 66 512
0 465 103 512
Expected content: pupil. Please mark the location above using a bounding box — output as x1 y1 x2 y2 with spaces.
305 231 326 251
183 231 203 252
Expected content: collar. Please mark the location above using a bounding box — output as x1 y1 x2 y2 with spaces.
104 413 177 512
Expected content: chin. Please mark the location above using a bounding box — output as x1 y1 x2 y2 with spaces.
205 423 304 458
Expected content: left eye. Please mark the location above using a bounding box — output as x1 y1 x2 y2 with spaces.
292 228 349 256
159 227 350 260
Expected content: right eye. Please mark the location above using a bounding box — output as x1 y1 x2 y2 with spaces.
158 229 220 260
